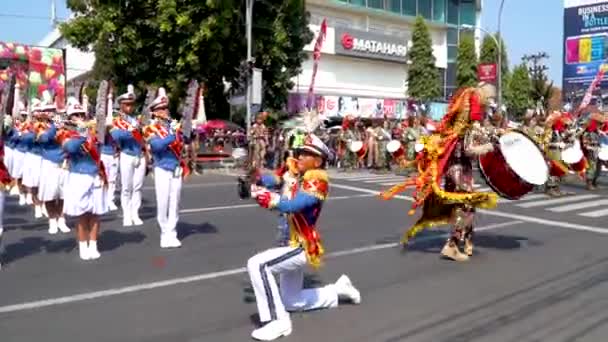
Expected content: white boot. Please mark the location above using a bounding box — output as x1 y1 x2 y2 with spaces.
18 194 26 206
160 236 182 249
251 319 292 341
88 240 100 260
79 241 90 260
57 217 71 233
34 205 43 219
48 219 58 235
131 210 143 226
122 211 133 227
25 193 33 205
335 275 361 304
41 205 48 218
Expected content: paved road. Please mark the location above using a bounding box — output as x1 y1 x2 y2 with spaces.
2 170 608 341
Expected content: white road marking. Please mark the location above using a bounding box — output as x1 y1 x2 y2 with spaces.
579 208 608 218
0 221 521 314
330 183 608 235
516 194 600 208
548 199 608 213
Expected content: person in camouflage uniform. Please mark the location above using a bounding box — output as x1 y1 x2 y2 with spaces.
250 115 268 168
581 112 607 190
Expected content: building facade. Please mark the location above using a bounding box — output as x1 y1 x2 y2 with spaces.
290 0 482 118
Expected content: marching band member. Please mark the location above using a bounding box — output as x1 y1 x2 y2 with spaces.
144 88 188 248
0 130 10 270
582 111 606 190
11 106 29 205
247 134 360 341
110 85 146 226
37 98 71 234
100 123 119 211
381 87 499 261
21 98 45 218
543 111 574 197
61 100 108 260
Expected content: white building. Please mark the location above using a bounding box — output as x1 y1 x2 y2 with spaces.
291 0 482 118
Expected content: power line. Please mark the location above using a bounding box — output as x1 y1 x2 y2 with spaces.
0 13 66 21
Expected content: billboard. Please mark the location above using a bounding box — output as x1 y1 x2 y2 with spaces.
563 1 608 101
0 42 66 111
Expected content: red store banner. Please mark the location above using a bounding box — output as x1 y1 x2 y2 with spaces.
477 63 497 83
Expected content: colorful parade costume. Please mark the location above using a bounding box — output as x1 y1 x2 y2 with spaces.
380 87 498 261
246 131 360 341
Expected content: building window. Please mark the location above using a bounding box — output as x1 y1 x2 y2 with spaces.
368 0 384 9
402 0 417 16
388 0 401 13
459 0 476 26
350 0 366 5
433 0 446 22
447 28 458 45
446 62 456 88
447 0 459 25
448 46 457 62
418 0 432 20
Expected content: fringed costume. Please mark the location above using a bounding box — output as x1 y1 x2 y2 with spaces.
380 87 498 261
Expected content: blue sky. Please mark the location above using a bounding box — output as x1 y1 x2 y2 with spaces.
0 0 563 85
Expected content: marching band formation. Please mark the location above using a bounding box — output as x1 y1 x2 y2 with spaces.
0 83 189 264
1 81 608 340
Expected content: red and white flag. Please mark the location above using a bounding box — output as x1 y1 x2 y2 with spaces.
579 64 606 111
306 19 327 110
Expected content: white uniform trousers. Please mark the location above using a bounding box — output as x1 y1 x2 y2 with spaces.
10 150 25 179
247 246 339 323
154 167 182 240
119 153 146 216
100 154 119 203
4 147 13 178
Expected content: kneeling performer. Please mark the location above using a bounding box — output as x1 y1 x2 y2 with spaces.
246 134 360 341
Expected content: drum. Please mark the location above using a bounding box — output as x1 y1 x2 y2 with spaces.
349 140 367 159
386 140 404 159
479 131 548 200
561 140 584 164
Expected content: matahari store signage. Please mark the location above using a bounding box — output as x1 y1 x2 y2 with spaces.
334 27 408 63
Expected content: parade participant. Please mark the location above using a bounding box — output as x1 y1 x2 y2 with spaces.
100 118 119 211
338 115 353 170
21 97 45 218
37 97 71 234
274 152 298 247
247 133 360 341
11 105 29 205
381 87 499 261
250 113 269 168
543 111 575 196
144 88 189 249
61 99 108 260
110 85 146 226
581 111 606 190
0 126 11 270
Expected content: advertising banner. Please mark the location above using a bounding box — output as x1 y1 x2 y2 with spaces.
334 27 409 64
477 63 497 83
287 93 411 119
563 1 608 100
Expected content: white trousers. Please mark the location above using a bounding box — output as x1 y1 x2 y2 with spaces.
154 167 182 239
247 246 339 323
101 154 119 203
119 153 146 216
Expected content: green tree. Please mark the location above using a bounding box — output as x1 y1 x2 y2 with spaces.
456 34 478 88
406 16 442 101
523 52 553 111
507 63 532 120
60 0 312 119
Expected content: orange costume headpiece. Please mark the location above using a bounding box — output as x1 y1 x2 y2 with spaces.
380 87 498 243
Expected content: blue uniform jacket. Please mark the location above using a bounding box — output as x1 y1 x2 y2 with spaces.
14 130 27 152
149 124 179 172
38 123 64 164
20 131 37 154
100 134 117 155
110 115 144 157
62 136 98 175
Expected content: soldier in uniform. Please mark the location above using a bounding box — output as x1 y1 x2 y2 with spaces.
403 116 423 172
246 134 360 341
110 85 146 227
582 112 605 190
543 112 573 197
250 114 268 168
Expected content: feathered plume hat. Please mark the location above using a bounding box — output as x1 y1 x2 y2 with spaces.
116 84 136 104
297 109 330 160
149 87 169 111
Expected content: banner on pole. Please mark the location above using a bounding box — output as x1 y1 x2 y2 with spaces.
252 68 262 105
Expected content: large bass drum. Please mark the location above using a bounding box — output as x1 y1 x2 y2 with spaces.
479 131 548 200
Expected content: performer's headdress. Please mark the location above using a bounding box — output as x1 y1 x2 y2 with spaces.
116 84 136 104
296 109 330 161
67 96 86 117
149 87 169 111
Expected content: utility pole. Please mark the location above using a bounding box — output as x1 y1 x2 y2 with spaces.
50 0 57 27
523 52 551 114
497 0 506 119
245 0 254 137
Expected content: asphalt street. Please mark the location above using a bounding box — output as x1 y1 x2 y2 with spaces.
2 169 608 341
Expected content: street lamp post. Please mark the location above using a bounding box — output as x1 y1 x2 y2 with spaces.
497 0 506 120
245 0 254 137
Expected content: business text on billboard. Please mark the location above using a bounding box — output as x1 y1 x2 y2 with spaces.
334 27 408 63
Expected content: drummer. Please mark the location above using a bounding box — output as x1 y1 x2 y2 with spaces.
582 111 607 190
544 111 572 197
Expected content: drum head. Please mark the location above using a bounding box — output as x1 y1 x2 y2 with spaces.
386 140 401 153
349 141 363 152
561 140 584 164
499 132 548 185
